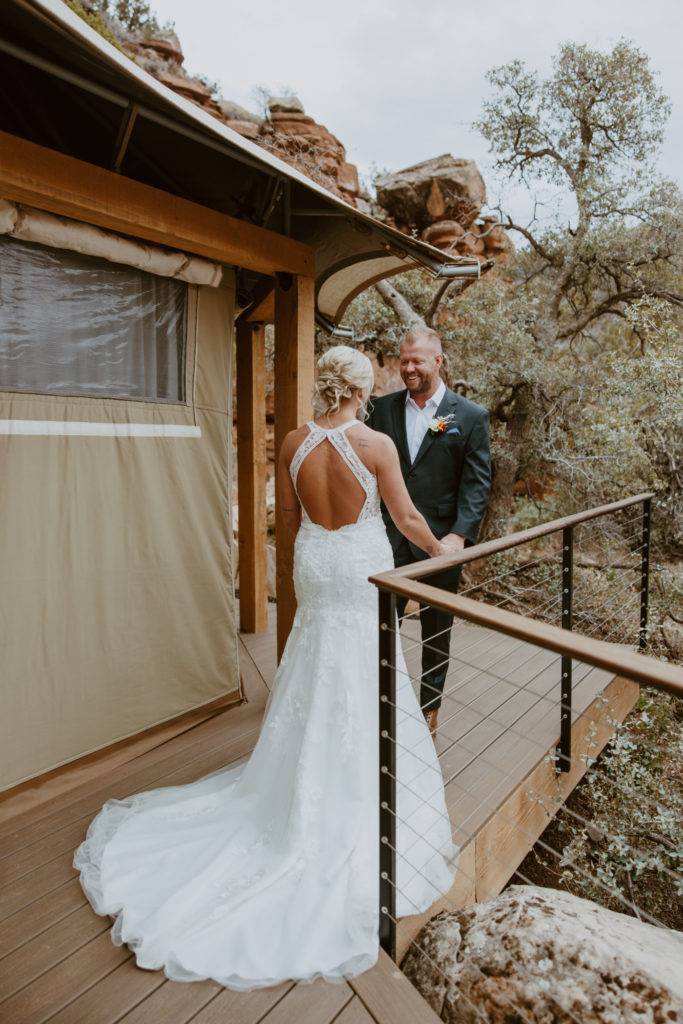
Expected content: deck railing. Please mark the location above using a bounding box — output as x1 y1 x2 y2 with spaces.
370 493 683 1015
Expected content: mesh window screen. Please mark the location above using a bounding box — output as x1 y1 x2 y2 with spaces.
0 236 188 402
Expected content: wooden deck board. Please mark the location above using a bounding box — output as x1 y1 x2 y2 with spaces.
0 879 84 958
0 904 107 1001
0 853 78 921
0 931 130 1024
252 976 352 1024
348 951 441 1023
147 977 295 1024
0 611 634 1024
25 955 165 1024
114 976 224 1023
332 994 378 1023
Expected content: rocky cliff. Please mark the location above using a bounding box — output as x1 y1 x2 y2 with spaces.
70 2 510 257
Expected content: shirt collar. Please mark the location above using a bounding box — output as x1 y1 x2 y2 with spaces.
405 378 446 411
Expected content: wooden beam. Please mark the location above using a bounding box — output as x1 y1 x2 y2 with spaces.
274 273 315 660
236 320 269 634
246 287 275 324
474 675 639 900
0 131 314 277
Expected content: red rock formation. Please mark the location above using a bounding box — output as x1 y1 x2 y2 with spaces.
75 3 511 242
374 155 512 263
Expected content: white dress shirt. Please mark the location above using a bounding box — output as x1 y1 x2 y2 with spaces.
405 379 446 463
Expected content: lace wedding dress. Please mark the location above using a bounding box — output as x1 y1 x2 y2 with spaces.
74 420 455 989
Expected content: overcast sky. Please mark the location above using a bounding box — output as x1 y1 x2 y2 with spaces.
152 0 682 224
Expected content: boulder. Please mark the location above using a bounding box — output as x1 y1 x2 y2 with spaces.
479 217 514 258
155 71 213 103
268 95 305 115
224 119 262 142
217 99 263 124
422 220 465 248
137 30 183 64
338 162 360 196
402 885 683 1023
270 111 315 124
375 155 486 232
662 617 683 660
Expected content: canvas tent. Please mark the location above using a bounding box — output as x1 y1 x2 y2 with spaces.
0 0 479 791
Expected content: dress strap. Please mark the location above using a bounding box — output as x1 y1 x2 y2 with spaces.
290 423 324 495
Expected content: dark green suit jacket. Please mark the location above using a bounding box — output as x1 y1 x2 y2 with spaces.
367 386 491 586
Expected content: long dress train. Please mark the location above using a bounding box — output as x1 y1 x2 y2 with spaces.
74 419 454 988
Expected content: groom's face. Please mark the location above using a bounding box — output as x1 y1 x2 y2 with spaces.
399 340 443 397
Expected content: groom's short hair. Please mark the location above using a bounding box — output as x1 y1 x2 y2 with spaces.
402 326 443 354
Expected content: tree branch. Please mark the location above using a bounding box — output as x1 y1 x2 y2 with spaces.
424 279 469 327
556 287 683 339
503 219 560 266
374 278 426 328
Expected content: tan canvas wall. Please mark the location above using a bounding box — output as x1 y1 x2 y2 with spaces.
0 275 239 790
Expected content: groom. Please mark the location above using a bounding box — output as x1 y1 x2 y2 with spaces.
368 325 491 736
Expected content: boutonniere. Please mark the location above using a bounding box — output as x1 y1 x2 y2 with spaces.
428 413 459 436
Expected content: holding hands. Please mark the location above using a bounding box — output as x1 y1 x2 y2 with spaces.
437 533 466 558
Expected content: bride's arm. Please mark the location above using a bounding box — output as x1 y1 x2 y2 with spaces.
277 432 302 536
370 434 447 558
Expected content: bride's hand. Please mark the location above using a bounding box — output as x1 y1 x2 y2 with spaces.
436 540 453 558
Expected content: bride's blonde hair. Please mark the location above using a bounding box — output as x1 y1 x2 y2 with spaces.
313 346 374 418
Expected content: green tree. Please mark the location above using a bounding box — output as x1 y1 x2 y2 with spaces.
476 41 681 351
345 41 682 541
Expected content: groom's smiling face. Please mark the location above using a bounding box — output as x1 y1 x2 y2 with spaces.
400 338 443 398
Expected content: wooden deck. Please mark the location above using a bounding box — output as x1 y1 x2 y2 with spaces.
0 607 637 1021
0 617 440 1024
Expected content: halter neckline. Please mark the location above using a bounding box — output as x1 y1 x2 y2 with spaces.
308 419 360 434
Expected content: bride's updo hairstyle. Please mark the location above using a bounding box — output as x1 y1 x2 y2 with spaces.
313 345 374 419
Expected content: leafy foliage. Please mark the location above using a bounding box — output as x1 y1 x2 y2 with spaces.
65 1 131 54
561 690 683 927
93 0 161 33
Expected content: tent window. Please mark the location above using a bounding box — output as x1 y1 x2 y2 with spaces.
0 236 187 402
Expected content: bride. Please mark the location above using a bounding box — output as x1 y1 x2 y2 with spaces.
74 345 455 989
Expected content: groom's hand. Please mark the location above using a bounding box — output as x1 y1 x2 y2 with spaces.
441 533 466 552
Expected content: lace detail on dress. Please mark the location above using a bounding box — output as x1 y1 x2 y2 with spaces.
289 421 381 525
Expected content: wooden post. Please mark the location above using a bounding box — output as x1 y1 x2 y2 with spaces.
274 273 315 660
236 319 269 633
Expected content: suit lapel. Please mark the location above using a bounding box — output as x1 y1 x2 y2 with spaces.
390 390 411 467
410 389 458 471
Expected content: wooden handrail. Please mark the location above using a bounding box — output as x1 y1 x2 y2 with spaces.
368 576 683 698
376 492 655 583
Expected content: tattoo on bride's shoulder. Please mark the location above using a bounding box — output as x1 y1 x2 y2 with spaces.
357 440 371 448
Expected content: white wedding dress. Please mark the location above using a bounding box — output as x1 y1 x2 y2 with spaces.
74 419 454 988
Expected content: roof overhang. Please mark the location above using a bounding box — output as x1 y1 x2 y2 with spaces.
0 0 486 330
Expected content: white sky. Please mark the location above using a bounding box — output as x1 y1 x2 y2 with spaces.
152 0 682 224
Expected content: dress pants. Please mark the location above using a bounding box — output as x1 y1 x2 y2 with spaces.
393 537 462 713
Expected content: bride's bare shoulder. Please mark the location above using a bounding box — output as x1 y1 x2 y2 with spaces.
280 423 311 462
352 423 396 462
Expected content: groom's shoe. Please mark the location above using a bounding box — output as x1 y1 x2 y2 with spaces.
423 708 438 740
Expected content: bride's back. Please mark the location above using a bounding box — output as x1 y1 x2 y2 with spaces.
292 423 372 531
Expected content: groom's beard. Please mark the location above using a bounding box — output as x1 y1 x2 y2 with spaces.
402 371 438 395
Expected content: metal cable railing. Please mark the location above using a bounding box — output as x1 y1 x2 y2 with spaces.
370 493 683 1018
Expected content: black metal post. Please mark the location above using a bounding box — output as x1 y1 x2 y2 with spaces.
557 526 573 772
640 498 651 651
378 588 397 961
